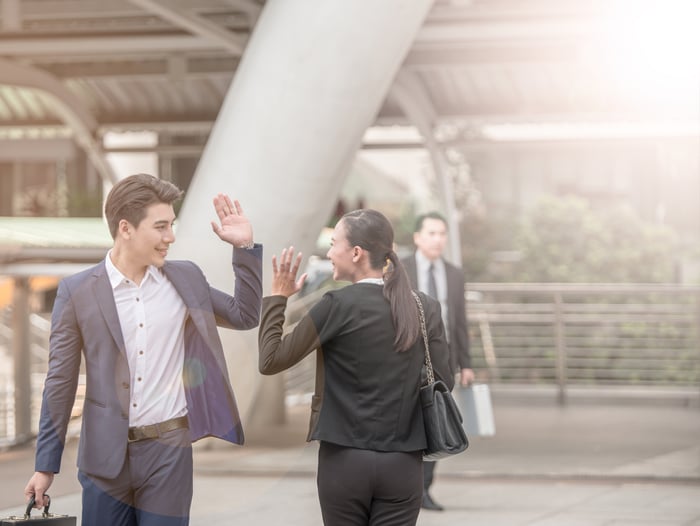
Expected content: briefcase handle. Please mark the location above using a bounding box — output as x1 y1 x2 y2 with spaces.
25 494 51 519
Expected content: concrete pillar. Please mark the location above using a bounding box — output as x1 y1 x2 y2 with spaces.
12 277 31 443
171 0 433 432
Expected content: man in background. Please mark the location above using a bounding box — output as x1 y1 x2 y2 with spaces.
402 212 475 511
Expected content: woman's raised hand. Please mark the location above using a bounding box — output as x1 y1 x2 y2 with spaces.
271 246 307 298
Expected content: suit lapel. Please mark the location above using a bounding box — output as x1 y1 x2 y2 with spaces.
92 262 127 354
162 262 209 338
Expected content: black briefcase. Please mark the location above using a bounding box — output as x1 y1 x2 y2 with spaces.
0 496 76 525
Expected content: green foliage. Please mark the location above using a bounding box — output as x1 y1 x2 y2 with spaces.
460 213 518 282
513 195 678 282
67 190 102 217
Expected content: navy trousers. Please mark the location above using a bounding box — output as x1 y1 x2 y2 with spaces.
78 427 192 526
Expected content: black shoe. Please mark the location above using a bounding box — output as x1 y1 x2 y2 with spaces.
421 493 444 511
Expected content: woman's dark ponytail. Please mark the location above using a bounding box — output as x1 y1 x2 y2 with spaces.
342 209 420 352
383 251 420 352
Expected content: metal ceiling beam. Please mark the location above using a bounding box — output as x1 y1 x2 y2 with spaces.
35 44 571 81
15 0 244 19
0 58 118 185
0 35 222 56
127 0 246 55
36 56 239 80
426 0 607 21
415 16 603 45
223 0 262 24
1 0 21 31
27 44 575 83
0 34 584 61
0 7 597 58
7 110 688 135
98 120 214 134
404 42 577 68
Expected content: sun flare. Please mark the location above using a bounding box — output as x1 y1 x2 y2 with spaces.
602 0 700 101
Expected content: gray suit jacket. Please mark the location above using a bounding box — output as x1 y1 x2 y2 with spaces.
35 246 263 479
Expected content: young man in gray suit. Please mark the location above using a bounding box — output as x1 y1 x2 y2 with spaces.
402 212 474 511
24 173 263 525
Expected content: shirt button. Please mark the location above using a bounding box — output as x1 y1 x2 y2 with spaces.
136 298 140 302
139 351 144 355
122 382 129 389
137 377 142 382
132 403 137 407
139 323 143 328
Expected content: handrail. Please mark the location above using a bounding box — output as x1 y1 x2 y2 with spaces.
467 283 700 405
284 283 700 406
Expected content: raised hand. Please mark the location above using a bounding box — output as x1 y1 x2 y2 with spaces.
271 246 307 298
211 193 254 248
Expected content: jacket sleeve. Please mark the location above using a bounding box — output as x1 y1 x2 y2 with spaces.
423 293 455 391
258 295 325 375
449 264 471 370
35 278 82 473
210 245 263 330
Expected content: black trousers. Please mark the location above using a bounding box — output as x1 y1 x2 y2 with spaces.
423 460 436 492
317 442 423 526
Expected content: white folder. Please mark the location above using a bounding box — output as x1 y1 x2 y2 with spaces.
455 384 496 437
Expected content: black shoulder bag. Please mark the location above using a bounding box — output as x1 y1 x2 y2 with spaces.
412 291 469 460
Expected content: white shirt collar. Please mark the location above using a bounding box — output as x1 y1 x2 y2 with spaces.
105 250 162 289
415 250 444 273
356 277 384 285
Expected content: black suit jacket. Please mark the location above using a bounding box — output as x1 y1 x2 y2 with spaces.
259 284 454 452
401 253 471 372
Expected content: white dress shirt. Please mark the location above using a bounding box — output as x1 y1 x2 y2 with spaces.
414 251 450 342
106 252 188 427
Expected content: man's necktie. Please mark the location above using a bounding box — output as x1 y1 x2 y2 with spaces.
427 263 438 299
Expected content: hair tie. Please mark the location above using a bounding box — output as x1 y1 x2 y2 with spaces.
383 256 393 274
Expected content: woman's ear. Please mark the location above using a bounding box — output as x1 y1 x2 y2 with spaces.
352 246 362 263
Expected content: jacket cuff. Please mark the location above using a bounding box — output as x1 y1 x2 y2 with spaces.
232 243 262 262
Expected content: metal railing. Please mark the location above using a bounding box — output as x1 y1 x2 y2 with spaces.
468 283 700 403
3 282 699 443
0 310 84 446
283 283 700 405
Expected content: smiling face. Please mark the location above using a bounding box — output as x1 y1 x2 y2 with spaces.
326 219 358 282
413 217 448 262
119 202 176 269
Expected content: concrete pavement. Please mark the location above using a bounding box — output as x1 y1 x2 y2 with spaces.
1 392 699 525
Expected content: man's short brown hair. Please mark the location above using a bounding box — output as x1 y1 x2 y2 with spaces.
104 173 183 239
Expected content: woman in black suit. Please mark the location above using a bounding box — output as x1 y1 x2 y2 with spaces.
258 209 453 526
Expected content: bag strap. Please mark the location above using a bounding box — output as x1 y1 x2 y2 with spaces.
411 290 435 385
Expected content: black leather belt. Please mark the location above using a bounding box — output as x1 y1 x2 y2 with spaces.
128 415 189 443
